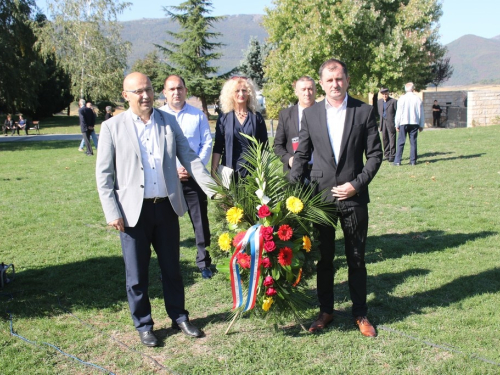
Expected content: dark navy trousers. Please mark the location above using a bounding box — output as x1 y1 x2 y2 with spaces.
120 199 188 332
394 124 420 164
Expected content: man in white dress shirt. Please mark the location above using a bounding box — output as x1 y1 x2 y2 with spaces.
96 72 215 346
393 82 425 166
159 75 214 279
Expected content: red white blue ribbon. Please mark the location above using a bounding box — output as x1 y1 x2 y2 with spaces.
229 224 263 311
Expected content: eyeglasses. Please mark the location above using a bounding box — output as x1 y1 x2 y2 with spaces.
125 87 154 96
231 76 248 81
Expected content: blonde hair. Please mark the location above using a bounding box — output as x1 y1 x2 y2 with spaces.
219 77 258 114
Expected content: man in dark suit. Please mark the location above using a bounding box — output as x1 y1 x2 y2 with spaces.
377 87 397 162
274 76 316 177
290 58 382 337
78 99 96 156
96 72 215 347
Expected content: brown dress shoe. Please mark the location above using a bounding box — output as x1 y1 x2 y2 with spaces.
309 312 334 332
355 316 377 337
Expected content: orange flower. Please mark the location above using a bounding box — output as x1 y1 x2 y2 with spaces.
302 235 312 252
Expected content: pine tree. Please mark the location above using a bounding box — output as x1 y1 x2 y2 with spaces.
156 0 227 117
238 37 270 89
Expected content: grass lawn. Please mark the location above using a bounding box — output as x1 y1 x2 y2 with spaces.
1 126 500 374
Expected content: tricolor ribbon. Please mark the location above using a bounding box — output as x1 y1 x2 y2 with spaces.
229 224 263 311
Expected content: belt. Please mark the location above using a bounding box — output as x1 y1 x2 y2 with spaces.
144 197 167 203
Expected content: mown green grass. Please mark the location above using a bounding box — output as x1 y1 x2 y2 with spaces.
1 126 499 374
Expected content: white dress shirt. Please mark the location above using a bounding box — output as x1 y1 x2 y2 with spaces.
159 103 212 167
395 92 425 128
131 109 168 198
325 94 348 164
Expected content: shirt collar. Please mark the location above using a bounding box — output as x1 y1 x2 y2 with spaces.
130 108 155 124
325 94 348 111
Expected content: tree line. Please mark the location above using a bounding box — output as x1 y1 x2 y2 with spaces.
0 0 452 120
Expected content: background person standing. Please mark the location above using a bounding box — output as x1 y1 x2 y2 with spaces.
377 88 397 162
78 99 95 156
432 100 442 127
159 75 214 279
274 76 317 178
393 82 425 166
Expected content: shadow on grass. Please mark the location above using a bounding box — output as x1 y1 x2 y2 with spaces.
1 256 202 320
420 152 486 163
363 230 496 265
0 141 78 152
369 267 500 324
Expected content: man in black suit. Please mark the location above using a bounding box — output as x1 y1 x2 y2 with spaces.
290 58 382 337
78 99 96 156
377 87 397 162
274 76 316 176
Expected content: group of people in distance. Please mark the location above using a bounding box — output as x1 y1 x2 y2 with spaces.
95 57 432 348
2 114 29 136
378 84 441 166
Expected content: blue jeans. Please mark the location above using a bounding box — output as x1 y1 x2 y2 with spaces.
79 130 98 149
394 125 420 164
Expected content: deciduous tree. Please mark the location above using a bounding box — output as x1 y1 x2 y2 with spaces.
37 0 131 101
431 57 454 91
263 0 445 119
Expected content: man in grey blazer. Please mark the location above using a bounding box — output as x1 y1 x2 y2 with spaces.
96 72 215 347
274 76 316 177
377 87 397 162
290 59 382 337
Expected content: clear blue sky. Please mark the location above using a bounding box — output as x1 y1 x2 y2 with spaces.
35 0 499 45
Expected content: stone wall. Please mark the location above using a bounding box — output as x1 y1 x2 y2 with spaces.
421 91 467 128
467 90 500 127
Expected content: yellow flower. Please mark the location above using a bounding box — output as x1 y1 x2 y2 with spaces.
218 233 232 251
226 207 244 225
286 196 304 214
302 235 312 252
262 297 274 312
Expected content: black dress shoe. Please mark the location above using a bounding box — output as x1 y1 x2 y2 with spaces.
200 267 213 279
172 320 203 338
138 330 158 347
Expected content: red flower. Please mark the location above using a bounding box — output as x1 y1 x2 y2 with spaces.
264 240 276 252
277 224 293 241
266 287 277 296
263 276 274 287
278 247 293 266
261 226 274 241
236 253 251 269
261 257 272 268
232 231 246 247
258 205 272 218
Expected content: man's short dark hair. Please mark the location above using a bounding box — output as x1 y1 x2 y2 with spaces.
294 76 316 89
164 74 186 87
319 58 349 79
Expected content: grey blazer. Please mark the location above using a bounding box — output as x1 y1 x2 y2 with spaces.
96 109 215 227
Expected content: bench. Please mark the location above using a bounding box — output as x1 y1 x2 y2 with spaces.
30 121 40 135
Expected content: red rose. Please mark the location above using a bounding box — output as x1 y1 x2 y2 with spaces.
237 253 251 269
263 276 274 287
264 240 276 252
266 287 277 296
258 205 272 218
232 231 246 247
261 226 274 241
261 257 272 268
278 247 293 266
277 224 293 241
